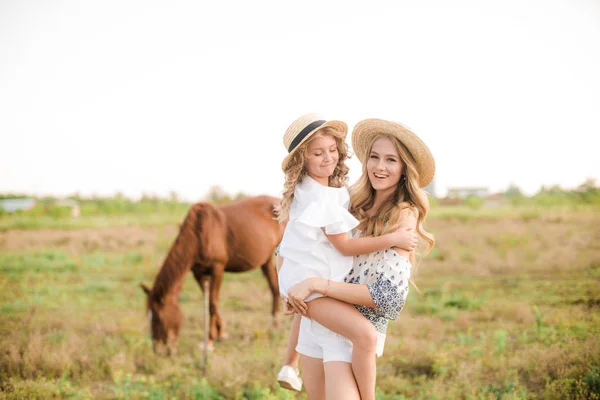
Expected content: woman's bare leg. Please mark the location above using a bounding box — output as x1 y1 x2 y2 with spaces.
324 361 360 400
283 313 301 368
307 297 377 400
299 355 325 400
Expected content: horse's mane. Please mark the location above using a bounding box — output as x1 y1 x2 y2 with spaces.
149 202 216 303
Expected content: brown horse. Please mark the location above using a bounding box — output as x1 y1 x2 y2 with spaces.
139 195 285 354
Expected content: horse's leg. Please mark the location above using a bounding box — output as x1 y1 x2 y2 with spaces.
191 265 214 351
260 255 280 327
210 262 228 341
191 264 208 294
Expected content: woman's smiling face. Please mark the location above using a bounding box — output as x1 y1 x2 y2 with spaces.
367 136 404 196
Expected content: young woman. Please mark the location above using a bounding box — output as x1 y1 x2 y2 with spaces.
280 118 435 399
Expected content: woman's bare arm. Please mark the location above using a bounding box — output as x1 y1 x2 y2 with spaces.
287 277 375 315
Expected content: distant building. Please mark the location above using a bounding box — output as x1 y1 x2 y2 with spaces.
0 198 36 212
55 199 81 218
484 193 509 207
437 197 463 206
446 187 489 199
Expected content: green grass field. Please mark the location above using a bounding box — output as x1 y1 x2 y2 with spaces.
1 207 599 399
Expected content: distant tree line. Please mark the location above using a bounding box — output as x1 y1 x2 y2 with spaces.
0 186 249 218
1 179 597 218
455 178 600 209
203 186 248 204
501 178 599 206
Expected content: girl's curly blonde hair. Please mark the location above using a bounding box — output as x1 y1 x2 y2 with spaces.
274 127 349 223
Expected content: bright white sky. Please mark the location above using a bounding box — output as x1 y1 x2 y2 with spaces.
1 0 599 200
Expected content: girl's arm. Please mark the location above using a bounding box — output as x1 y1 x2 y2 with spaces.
326 226 416 256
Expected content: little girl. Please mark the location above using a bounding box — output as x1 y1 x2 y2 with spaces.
275 114 417 400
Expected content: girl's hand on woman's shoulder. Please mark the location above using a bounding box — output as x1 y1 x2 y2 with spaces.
393 208 419 249
388 226 418 252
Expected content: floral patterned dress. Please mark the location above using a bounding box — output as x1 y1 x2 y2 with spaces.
344 248 411 356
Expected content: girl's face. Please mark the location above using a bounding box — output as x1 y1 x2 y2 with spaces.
367 136 404 196
304 133 339 183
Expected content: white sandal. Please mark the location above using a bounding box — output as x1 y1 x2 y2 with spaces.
277 365 303 391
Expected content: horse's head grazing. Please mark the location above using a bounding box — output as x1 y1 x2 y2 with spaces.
140 283 183 355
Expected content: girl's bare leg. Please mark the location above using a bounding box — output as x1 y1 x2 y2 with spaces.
307 297 377 400
299 355 326 400
283 313 301 368
324 361 360 400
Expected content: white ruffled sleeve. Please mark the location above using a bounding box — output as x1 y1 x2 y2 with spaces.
295 201 359 239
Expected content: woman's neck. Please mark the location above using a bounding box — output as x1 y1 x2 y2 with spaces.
368 190 394 217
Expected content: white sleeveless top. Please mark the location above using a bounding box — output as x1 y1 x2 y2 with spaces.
278 175 359 301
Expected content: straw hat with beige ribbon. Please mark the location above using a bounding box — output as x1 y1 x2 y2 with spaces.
281 114 348 171
351 118 435 188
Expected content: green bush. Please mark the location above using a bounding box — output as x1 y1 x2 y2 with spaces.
463 195 484 209
584 365 600 396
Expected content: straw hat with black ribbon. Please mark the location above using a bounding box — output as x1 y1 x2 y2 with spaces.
281 114 348 171
351 118 435 188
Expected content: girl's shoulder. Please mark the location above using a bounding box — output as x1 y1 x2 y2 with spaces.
295 176 349 207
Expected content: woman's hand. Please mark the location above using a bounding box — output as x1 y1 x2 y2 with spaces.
287 278 317 315
389 226 418 251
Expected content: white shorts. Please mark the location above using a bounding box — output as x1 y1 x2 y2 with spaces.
295 316 353 363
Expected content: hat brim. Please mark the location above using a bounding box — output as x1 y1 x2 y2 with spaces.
281 120 348 171
351 119 435 188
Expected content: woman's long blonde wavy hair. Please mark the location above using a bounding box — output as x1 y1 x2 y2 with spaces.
349 134 435 273
275 127 350 223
